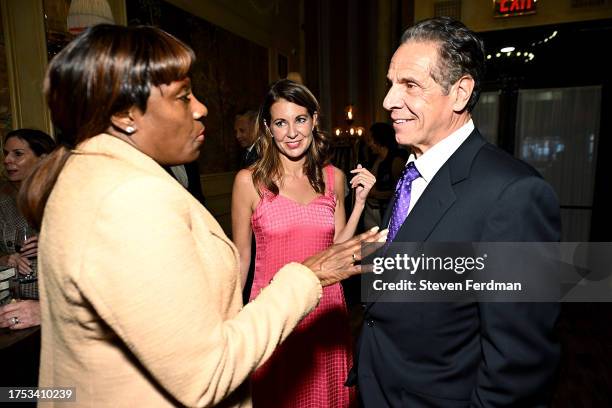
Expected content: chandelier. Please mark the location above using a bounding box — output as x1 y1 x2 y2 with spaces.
334 104 364 137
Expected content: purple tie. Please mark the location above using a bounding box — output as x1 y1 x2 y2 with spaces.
387 162 421 243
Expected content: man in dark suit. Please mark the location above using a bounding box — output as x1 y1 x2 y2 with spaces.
349 17 560 407
234 110 258 168
234 109 258 303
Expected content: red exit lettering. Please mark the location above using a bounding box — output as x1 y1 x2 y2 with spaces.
497 0 535 16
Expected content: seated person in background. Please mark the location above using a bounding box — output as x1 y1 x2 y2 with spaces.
234 109 259 167
0 128 56 330
363 122 408 230
0 128 55 392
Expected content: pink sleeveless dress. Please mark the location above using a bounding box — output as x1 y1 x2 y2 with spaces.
249 165 354 407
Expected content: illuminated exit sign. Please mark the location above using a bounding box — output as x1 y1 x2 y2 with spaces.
494 0 537 18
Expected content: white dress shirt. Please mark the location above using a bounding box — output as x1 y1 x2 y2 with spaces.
404 119 475 217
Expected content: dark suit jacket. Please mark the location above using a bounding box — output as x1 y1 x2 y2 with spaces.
351 129 561 407
241 146 258 168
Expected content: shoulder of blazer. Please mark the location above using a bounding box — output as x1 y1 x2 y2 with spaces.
448 128 543 186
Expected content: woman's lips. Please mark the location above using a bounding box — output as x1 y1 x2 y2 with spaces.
286 140 302 149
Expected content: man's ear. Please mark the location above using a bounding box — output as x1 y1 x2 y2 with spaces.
110 108 137 134
452 75 475 113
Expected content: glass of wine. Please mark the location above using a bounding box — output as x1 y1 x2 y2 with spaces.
9 273 21 302
14 225 37 280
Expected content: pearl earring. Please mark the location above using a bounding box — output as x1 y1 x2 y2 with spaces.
125 126 135 134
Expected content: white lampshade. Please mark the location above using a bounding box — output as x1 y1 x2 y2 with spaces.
67 0 115 35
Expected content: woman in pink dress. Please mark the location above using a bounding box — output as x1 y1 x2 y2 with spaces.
232 79 377 407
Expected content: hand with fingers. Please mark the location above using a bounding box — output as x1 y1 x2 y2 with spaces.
7 252 32 275
350 164 376 204
0 300 41 330
18 235 39 260
303 227 388 287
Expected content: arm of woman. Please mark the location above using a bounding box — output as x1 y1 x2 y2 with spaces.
0 253 32 274
333 165 376 243
231 169 258 289
81 177 323 407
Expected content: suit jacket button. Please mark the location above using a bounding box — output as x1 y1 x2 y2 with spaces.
367 319 374 327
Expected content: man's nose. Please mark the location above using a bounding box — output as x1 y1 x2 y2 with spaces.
383 85 401 111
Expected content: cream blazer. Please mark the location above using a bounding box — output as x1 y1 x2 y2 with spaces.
37 134 322 407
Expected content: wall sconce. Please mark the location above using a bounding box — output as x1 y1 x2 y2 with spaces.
67 0 115 35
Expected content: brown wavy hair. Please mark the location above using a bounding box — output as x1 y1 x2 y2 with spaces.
252 79 330 196
18 24 195 229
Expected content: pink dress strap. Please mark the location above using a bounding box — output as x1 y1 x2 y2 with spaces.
325 165 335 196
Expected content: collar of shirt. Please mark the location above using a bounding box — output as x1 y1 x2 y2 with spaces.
409 119 475 183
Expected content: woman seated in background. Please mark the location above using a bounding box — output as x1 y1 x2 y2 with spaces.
21 24 384 407
0 128 56 330
0 128 55 393
232 79 377 407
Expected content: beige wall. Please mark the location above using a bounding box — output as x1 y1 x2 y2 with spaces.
201 172 236 236
415 0 612 32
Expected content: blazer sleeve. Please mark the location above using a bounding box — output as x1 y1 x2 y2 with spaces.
78 176 322 407
471 176 561 407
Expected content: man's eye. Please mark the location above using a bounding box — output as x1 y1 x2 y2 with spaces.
179 94 191 102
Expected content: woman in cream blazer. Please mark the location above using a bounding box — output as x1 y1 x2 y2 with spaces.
20 25 381 407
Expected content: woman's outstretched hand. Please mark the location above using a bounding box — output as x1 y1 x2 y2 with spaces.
303 227 388 287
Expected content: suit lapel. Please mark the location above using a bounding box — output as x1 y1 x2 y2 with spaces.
366 129 487 308
391 130 486 242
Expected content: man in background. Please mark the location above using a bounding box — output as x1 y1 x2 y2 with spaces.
234 110 258 168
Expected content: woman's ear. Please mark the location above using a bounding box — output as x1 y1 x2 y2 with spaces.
312 111 319 127
110 108 137 135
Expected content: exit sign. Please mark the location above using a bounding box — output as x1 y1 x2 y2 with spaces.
494 0 537 18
